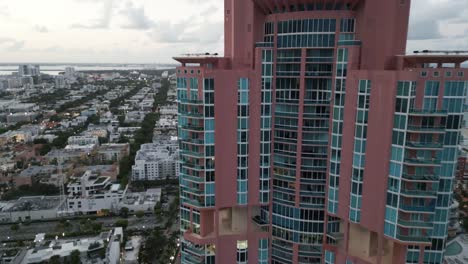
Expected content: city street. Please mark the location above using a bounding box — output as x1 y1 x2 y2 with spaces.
0 215 160 242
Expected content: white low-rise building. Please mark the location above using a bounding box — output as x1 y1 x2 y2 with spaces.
67 136 99 146
66 171 126 214
132 142 179 181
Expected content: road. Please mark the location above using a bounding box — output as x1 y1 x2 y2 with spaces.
0 215 159 242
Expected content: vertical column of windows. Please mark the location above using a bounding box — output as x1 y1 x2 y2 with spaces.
327 48 348 214
422 81 468 264
324 250 335 264
237 78 250 205
423 81 439 111
204 79 215 207
384 81 415 238
258 239 269 264
236 240 248 264
260 50 273 203
349 80 371 223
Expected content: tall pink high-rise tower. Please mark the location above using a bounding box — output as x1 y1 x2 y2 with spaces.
175 1 468 263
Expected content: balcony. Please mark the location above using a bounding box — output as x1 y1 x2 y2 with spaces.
180 124 204 131
182 253 205 264
181 197 204 207
399 205 435 213
181 161 205 171
400 188 437 198
401 173 438 182
179 98 204 105
408 109 447 116
397 219 433 229
252 215 269 232
180 111 204 118
181 138 205 145
181 173 205 183
338 40 362 46
180 150 205 158
396 234 431 244
405 141 443 149
182 186 204 195
403 157 441 166
255 42 274 48
406 126 445 134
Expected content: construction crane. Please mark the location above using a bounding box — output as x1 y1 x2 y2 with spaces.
413 50 468 55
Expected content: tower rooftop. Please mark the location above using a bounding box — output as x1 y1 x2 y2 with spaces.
252 0 364 14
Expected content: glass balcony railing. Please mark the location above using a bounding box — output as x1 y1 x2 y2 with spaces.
179 98 204 105
181 173 205 183
181 150 205 158
408 109 447 116
255 42 274 48
182 186 204 195
405 141 443 149
400 188 437 198
338 40 362 46
179 111 204 118
399 205 435 213
401 173 438 182
181 138 205 145
184 245 205 256
403 158 441 165
181 197 204 207
180 125 204 131
406 126 445 133
396 234 431 243
397 219 433 228
182 254 205 264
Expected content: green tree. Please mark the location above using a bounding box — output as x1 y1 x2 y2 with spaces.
120 207 129 218
49 255 61 264
115 219 128 229
70 250 81 264
10 223 19 231
135 210 145 218
92 222 102 232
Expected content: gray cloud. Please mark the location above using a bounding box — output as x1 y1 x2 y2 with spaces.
34 25 49 33
71 0 115 29
408 0 468 40
119 1 155 30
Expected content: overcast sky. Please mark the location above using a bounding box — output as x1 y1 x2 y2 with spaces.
0 0 467 64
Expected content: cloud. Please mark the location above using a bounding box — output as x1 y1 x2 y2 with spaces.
119 1 155 30
408 0 468 40
148 19 222 44
34 25 49 33
71 0 115 29
0 38 25 51
408 20 442 40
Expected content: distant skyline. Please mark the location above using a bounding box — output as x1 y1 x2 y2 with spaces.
0 0 467 63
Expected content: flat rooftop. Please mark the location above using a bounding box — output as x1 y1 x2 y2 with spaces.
398 55 468 66
0 196 63 212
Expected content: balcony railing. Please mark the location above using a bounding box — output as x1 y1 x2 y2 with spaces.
403 158 441 166
396 234 431 243
400 188 437 198
181 150 205 158
405 141 443 149
397 219 433 228
406 126 445 133
179 111 204 118
179 98 204 105
401 173 438 182
408 109 447 116
399 205 436 213
255 42 274 48
180 125 204 131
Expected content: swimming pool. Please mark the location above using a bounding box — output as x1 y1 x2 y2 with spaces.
445 241 463 256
